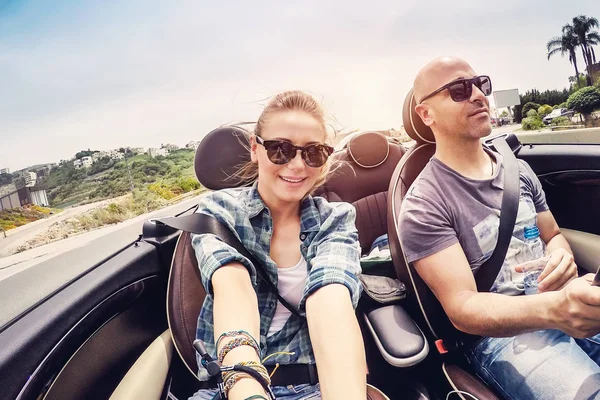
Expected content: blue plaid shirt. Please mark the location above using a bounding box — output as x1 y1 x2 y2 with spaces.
191 183 362 380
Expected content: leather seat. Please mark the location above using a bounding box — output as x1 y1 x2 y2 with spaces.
314 131 406 253
387 90 500 399
167 126 393 399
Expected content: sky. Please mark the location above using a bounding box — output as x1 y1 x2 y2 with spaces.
0 0 598 171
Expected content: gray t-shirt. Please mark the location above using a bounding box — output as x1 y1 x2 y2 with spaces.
399 151 549 295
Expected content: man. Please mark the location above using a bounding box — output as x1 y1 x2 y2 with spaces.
399 56 600 399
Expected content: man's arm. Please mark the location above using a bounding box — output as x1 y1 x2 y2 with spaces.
414 243 600 338
306 284 366 400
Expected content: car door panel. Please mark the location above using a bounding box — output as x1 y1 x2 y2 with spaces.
561 229 600 274
0 241 167 400
518 144 600 236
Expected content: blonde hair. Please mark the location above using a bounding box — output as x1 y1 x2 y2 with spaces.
233 90 333 194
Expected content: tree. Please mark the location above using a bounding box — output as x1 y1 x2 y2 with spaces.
565 16 600 86
522 102 541 116
538 104 553 117
566 86 600 122
0 173 13 186
547 30 581 79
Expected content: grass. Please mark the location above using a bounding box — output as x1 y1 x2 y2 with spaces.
0 205 62 231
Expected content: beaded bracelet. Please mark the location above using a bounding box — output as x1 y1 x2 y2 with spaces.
245 396 268 400
222 362 271 394
216 330 260 351
218 337 261 362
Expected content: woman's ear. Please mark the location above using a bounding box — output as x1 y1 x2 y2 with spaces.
250 135 258 163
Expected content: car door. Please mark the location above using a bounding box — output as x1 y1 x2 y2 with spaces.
0 206 188 400
516 133 600 273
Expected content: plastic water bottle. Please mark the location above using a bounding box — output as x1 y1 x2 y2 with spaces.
522 225 547 295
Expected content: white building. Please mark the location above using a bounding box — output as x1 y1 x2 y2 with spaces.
162 143 179 151
0 168 10 174
149 148 169 158
73 159 83 169
92 151 109 162
25 171 37 187
81 156 93 168
186 141 199 150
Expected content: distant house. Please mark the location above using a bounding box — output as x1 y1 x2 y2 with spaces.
81 156 93 168
24 172 37 187
186 141 199 150
149 148 169 158
73 159 83 169
109 150 124 161
162 143 179 152
92 151 109 162
0 168 10 174
130 147 144 155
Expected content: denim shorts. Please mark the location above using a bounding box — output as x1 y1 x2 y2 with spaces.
189 383 320 400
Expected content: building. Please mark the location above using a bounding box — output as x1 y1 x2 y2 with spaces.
186 141 199 150
81 156 93 168
0 168 10 174
162 143 179 152
148 148 169 158
24 171 37 187
92 151 109 162
0 186 49 210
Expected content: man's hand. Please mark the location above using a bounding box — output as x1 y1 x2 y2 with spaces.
515 248 577 292
550 274 600 338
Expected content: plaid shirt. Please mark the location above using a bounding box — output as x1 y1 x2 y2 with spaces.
191 183 362 381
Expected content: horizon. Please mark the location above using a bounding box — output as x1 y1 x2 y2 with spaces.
1 0 598 171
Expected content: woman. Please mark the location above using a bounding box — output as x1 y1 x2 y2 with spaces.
190 90 366 400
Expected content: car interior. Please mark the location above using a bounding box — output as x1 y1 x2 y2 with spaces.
1 90 600 400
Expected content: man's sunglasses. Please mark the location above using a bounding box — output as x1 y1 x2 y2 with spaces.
255 136 334 168
419 75 492 103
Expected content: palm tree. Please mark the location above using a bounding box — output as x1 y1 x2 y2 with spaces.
547 31 580 79
564 15 600 85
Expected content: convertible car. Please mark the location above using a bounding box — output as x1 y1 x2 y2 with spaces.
1 91 599 400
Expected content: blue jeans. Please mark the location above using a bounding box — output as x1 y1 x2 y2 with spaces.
466 330 600 399
189 383 320 400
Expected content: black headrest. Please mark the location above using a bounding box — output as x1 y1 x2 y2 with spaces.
347 132 390 168
194 126 251 190
402 89 435 144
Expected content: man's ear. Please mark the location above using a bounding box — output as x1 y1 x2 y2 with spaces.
250 135 259 163
415 104 434 127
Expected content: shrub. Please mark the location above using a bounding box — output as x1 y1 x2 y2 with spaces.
522 102 541 116
538 104 553 117
559 102 568 108
551 116 571 126
521 117 544 131
526 109 538 118
567 86 600 121
176 176 202 193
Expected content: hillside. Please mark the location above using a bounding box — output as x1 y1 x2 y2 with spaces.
42 149 201 208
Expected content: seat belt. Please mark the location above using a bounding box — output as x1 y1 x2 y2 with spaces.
475 137 521 292
158 213 305 319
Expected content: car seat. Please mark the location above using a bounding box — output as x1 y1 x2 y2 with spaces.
166 126 397 399
386 89 501 400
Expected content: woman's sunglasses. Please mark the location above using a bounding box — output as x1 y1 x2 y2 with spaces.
255 136 334 168
419 75 492 103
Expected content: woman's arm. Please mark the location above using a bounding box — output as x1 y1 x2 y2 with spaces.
212 262 268 399
306 284 366 399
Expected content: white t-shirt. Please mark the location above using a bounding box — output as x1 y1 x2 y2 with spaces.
267 257 308 337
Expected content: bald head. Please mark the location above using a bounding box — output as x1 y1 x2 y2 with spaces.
413 57 475 103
